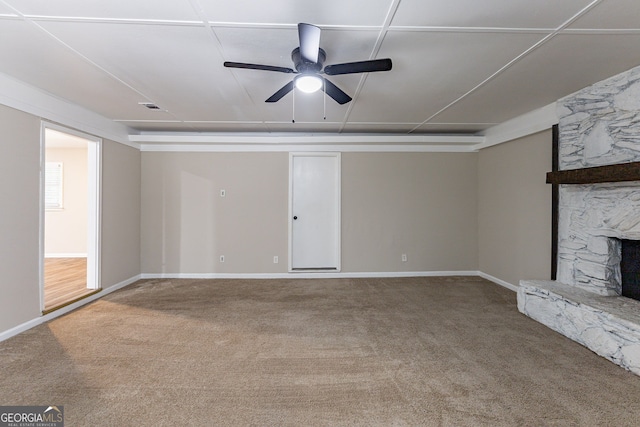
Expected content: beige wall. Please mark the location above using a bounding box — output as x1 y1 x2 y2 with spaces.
44 146 88 255
0 104 42 332
0 90 552 334
101 140 141 288
342 152 478 272
141 151 479 274
0 103 141 334
478 130 552 286
141 152 289 274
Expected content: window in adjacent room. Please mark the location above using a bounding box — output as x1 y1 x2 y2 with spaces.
45 161 63 210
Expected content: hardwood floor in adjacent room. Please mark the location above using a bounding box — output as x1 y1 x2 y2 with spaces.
44 257 94 311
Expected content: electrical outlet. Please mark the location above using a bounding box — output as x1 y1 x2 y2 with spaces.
220 189 226 197
273 256 279 264
219 255 225 263
402 254 407 262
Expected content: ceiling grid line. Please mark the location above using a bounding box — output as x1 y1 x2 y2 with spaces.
1 0 639 137
386 26 554 34
338 0 403 133
408 0 605 133
0 0 186 125
187 0 275 132
24 16 204 27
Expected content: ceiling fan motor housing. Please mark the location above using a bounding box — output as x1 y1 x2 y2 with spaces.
223 22 391 104
292 47 326 73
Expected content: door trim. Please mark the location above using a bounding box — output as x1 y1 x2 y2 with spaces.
39 122 102 312
288 152 341 273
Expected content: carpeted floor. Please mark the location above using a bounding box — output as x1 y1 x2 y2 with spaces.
2 276 640 426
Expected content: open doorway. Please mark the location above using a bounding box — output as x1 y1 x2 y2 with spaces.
41 124 101 313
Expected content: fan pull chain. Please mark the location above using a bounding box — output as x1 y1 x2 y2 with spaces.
323 79 326 120
292 87 295 123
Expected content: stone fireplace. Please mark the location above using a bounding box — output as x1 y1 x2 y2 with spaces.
558 182 640 296
518 65 640 376
621 239 640 301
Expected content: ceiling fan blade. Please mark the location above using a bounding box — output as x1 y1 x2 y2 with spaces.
298 23 321 63
324 58 392 76
224 61 295 74
321 78 352 105
265 81 295 103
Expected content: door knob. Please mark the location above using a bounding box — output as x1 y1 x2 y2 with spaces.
293 216 298 220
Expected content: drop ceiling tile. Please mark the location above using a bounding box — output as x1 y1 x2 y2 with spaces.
264 121 344 133
569 0 640 30
341 123 419 133
261 88 353 123
125 122 189 132
2 1 638 137
128 123 194 132
413 123 493 134
216 27 381 72
391 0 594 28
0 4 18 15
3 0 201 21
0 20 170 120
181 122 270 132
348 30 546 123
433 33 640 125
316 29 384 65
215 26 300 70
122 121 272 133
38 21 255 122
198 0 393 26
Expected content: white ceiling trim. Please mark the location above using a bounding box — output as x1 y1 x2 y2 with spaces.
0 71 132 146
138 143 478 153
0 66 558 153
133 131 483 152
128 100 559 151
130 133 482 144
478 102 557 149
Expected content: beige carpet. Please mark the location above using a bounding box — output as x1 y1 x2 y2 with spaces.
2 276 640 426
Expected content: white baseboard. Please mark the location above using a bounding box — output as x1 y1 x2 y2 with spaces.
140 270 481 280
141 271 517 292
44 253 88 258
477 271 519 292
0 274 141 342
145 271 519 292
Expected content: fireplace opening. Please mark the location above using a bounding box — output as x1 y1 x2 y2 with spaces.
621 239 640 301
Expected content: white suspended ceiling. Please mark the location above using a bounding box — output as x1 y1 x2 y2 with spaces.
0 0 639 145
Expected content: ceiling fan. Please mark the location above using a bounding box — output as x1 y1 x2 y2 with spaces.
223 23 392 105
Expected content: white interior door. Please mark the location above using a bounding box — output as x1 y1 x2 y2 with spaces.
289 153 341 271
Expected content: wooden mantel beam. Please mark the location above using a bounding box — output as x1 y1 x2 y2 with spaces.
546 161 640 185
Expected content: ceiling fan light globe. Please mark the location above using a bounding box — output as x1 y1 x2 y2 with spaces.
295 75 322 93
